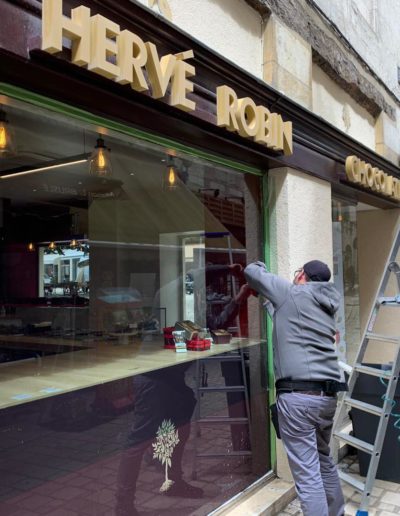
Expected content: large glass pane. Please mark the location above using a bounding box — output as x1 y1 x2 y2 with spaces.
332 198 361 366
0 98 269 515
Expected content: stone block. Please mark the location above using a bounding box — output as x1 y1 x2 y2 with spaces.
375 111 400 165
263 15 312 109
264 61 312 109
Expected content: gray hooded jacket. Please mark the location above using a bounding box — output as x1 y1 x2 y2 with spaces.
244 262 342 382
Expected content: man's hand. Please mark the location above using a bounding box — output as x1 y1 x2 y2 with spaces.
234 284 254 303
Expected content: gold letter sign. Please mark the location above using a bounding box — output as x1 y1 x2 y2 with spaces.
216 85 293 156
41 0 196 113
41 1 293 154
345 155 400 201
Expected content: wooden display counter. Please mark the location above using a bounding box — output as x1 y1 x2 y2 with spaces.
0 336 265 410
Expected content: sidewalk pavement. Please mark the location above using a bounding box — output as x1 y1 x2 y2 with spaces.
277 454 400 516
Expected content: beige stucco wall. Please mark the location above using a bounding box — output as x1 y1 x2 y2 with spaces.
312 64 376 150
357 208 400 364
268 167 333 480
134 0 263 78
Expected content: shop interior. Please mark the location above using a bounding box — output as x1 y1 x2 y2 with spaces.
0 96 265 406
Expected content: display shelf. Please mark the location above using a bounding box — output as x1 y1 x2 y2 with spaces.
0 336 265 410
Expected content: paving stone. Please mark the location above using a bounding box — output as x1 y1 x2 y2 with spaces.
381 490 400 505
50 487 88 501
16 494 53 510
0 503 22 515
371 486 383 497
377 502 396 511
375 479 399 489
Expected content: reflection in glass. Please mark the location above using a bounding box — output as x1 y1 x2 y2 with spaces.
0 97 269 516
332 198 361 365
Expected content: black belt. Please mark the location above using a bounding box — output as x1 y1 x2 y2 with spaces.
275 379 348 393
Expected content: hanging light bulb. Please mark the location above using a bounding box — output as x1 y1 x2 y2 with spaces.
70 239 78 248
89 135 112 177
48 241 56 251
337 202 343 222
27 242 35 252
164 155 178 190
168 165 177 187
0 109 16 157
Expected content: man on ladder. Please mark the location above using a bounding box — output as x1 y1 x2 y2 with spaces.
245 259 348 516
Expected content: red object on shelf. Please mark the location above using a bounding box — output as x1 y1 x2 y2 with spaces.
186 339 210 351
163 326 175 348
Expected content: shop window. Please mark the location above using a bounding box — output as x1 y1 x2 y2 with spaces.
332 198 361 366
0 97 270 515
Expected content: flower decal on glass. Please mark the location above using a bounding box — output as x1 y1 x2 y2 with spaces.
152 419 180 492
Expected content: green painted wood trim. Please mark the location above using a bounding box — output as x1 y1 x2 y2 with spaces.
0 82 262 176
262 173 276 471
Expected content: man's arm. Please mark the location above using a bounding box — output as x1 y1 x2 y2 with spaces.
244 262 291 309
207 284 251 330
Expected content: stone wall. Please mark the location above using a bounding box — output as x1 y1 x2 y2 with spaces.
134 0 263 78
246 0 398 120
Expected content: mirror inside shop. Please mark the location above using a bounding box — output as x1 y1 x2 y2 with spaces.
0 97 269 514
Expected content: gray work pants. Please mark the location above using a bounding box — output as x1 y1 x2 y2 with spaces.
277 392 345 516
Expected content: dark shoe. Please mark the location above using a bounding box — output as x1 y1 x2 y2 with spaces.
165 479 204 498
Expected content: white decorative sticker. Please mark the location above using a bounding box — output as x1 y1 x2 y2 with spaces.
152 419 180 492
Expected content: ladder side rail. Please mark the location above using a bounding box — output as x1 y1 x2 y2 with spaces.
333 222 400 444
360 344 400 511
362 222 400 339
192 358 202 480
339 226 400 412
389 261 400 293
239 348 252 424
332 333 372 437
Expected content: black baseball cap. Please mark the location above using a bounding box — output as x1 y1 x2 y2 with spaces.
303 260 331 282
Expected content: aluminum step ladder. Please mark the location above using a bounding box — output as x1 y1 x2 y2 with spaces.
332 223 400 516
191 348 252 479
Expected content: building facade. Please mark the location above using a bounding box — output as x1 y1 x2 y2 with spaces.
0 1 399 514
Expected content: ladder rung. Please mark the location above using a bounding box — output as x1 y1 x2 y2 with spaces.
378 296 400 306
197 417 249 424
338 470 365 493
197 451 252 458
366 332 400 344
334 432 374 454
338 360 353 374
344 397 383 416
354 364 393 378
198 386 246 392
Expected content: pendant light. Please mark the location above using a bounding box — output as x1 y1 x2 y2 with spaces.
89 135 112 177
164 155 178 190
48 241 56 251
27 242 35 252
0 108 16 157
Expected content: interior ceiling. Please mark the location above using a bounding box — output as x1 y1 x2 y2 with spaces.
0 164 125 206
0 101 246 219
